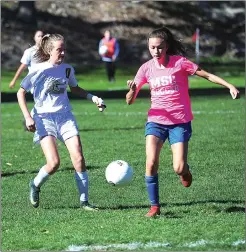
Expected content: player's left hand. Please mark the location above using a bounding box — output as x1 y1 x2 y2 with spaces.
230 87 240 99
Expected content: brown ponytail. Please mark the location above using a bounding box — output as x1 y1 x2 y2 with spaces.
147 27 187 56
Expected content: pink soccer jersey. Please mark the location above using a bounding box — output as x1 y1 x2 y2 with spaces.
133 56 199 125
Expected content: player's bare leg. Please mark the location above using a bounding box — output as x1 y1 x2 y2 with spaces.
171 142 192 187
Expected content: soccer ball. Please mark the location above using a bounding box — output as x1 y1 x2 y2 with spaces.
105 160 133 186
99 45 108 55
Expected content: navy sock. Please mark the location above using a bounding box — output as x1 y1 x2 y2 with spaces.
145 174 159 206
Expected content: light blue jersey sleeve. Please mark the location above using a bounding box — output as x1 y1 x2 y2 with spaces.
68 67 78 87
20 70 38 92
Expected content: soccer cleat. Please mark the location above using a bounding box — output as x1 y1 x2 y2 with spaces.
80 201 99 211
180 170 192 187
145 206 161 217
29 180 40 208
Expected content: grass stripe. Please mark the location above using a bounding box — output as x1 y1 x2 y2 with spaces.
1 109 240 118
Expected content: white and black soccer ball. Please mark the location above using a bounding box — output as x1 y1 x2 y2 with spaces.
105 160 133 186
99 45 108 55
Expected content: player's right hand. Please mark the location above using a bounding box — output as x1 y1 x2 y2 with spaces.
127 80 136 91
25 117 36 132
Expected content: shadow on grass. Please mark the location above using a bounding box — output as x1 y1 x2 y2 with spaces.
91 200 245 213
79 126 144 132
223 206 245 213
44 200 245 216
39 201 245 219
1 165 98 177
2 87 245 102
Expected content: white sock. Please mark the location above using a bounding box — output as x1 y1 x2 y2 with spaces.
33 166 49 188
75 171 88 202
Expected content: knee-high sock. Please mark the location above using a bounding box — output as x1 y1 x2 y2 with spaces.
33 166 49 188
75 171 88 202
145 174 159 206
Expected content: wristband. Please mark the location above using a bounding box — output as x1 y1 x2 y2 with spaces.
86 93 94 101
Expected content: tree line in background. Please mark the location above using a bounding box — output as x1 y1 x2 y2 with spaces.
1 1 245 70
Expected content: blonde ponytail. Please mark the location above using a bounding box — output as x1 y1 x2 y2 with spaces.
34 34 64 63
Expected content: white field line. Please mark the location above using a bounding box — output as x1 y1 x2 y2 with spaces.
68 242 169 251
67 239 245 251
1 110 241 118
232 240 246 246
184 239 208 247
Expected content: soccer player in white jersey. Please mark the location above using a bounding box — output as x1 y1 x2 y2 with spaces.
17 34 106 210
9 30 44 89
126 27 240 217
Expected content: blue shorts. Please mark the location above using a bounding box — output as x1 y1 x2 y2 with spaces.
145 121 192 145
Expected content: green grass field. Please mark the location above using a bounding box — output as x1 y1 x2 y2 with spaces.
1 95 245 251
1 64 245 92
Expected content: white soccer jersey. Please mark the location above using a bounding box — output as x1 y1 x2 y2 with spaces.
21 62 78 114
20 45 39 71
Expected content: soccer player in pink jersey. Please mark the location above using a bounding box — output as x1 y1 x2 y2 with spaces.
17 34 106 211
126 27 240 217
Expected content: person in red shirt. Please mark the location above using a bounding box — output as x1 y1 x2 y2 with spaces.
98 30 120 82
